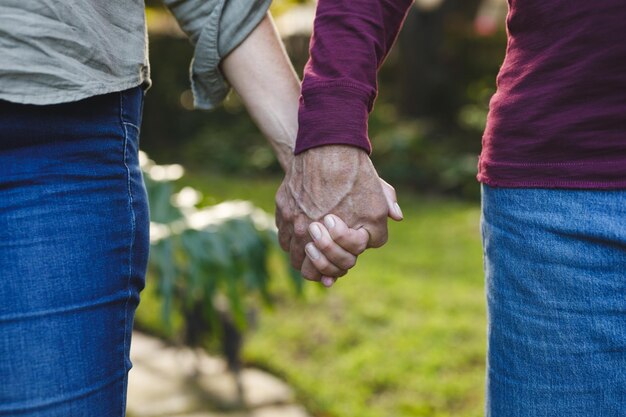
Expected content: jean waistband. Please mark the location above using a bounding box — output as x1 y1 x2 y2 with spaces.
0 86 144 149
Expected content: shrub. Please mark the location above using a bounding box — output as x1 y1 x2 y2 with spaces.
141 153 301 356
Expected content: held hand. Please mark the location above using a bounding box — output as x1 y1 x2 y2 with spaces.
302 180 402 287
302 214 368 287
275 145 403 281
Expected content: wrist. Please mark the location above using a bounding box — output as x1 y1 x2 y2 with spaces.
295 145 369 179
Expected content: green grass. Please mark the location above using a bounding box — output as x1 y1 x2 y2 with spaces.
137 172 486 417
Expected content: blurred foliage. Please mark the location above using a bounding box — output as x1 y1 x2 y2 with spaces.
140 154 301 352
141 1 506 199
140 32 285 176
371 2 506 198
269 0 312 16
245 192 486 417
136 173 486 417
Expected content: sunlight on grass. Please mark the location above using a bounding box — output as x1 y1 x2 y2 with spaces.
137 172 486 417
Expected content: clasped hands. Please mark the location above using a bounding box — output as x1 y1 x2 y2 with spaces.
275 145 403 287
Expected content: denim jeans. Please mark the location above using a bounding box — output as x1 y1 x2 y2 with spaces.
0 88 149 416
481 185 626 416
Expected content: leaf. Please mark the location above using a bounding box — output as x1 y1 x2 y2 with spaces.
143 154 301 346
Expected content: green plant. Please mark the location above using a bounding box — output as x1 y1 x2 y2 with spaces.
136 171 486 417
141 153 301 349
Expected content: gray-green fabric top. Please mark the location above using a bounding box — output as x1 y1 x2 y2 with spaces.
0 0 271 109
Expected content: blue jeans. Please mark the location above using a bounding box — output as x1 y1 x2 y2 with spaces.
0 88 149 416
482 185 626 416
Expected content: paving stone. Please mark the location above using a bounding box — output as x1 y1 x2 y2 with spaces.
131 334 225 377
127 332 312 417
128 391 200 417
240 370 295 407
127 359 203 415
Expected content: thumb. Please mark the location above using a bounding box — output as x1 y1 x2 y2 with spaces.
379 178 403 221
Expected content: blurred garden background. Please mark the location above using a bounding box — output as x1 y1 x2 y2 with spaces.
131 1 509 416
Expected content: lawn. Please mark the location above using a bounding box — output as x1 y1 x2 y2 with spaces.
136 172 486 417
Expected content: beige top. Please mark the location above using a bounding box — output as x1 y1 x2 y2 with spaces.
0 0 271 109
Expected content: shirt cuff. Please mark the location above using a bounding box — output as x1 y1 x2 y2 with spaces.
190 0 272 110
294 85 373 155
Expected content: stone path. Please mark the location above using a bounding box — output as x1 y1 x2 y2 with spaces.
127 332 312 417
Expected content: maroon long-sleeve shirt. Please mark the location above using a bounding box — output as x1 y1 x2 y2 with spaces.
294 0 414 155
296 0 626 189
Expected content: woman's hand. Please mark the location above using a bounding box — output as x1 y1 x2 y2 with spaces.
301 179 403 287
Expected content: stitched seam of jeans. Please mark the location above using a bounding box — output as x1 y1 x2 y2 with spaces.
120 90 137 417
122 121 140 131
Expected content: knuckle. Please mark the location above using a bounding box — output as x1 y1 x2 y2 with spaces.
341 257 357 270
300 259 320 281
293 221 308 238
275 208 291 223
316 238 332 251
314 257 330 271
369 233 388 248
332 228 348 241
336 236 357 251
275 192 286 208
321 268 337 278
302 268 319 281
277 233 289 248
320 265 341 277
317 261 339 277
280 211 294 223
275 216 285 229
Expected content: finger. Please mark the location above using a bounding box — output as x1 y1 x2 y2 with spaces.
321 276 337 288
278 226 291 252
308 222 358 270
363 222 388 249
321 214 369 256
379 178 403 221
289 241 306 270
289 218 310 270
274 208 283 229
274 184 288 230
305 242 347 278
301 257 322 282
275 205 290 251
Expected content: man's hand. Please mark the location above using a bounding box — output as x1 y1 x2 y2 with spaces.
275 145 402 280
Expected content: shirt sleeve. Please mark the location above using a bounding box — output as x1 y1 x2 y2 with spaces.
294 0 414 154
163 0 272 110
